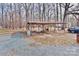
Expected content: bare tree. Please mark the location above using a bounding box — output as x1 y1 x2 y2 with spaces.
30 3 34 21
61 3 74 30
41 3 46 21
23 3 31 29
38 3 41 21
59 3 62 22
18 3 22 28
1 3 4 28
14 3 17 29
9 3 14 29
56 3 59 22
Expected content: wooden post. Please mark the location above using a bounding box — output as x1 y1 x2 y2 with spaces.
77 33 79 43
42 25 44 32
27 24 31 36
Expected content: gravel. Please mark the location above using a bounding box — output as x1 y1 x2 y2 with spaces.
0 33 79 56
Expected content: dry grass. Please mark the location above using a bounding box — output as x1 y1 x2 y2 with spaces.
0 29 10 34
30 33 76 46
0 28 26 35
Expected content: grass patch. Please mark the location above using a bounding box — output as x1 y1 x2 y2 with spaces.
0 28 27 35
0 29 10 34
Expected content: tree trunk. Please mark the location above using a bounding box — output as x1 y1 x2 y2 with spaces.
1 4 4 28
56 3 59 22
38 3 41 21
18 4 22 28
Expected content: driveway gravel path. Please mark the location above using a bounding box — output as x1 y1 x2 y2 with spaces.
0 32 79 56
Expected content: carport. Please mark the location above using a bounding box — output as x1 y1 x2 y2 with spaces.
26 21 66 35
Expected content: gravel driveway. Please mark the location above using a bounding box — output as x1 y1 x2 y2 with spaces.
0 32 79 56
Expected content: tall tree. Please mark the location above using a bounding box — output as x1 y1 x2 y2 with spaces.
56 3 59 22
23 3 31 29
1 3 4 28
38 3 41 21
59 3 62 22
9 3 14 29
61 3 74 29
18 3 22 28
41 3 46 21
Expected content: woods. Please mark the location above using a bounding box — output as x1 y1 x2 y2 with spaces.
0 3 79 30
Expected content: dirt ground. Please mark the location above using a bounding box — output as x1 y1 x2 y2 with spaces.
29 31 77 46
